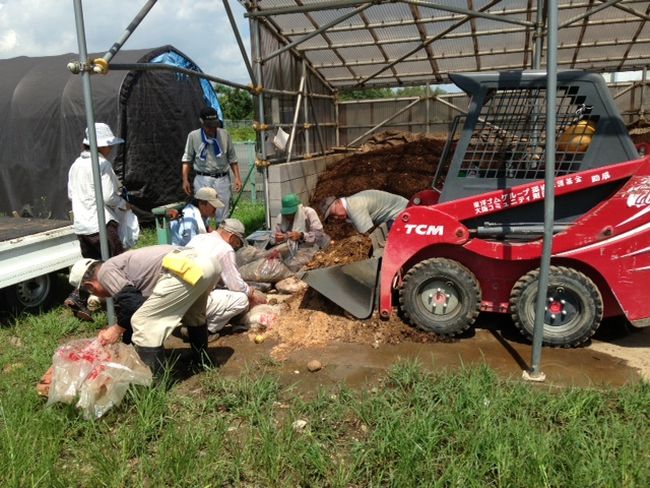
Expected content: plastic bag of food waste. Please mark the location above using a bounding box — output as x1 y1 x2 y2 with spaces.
45 339 152 419
275 276 308 294
239 255 293 283
283 247 319 273
235 245 267 267
236 304 280 330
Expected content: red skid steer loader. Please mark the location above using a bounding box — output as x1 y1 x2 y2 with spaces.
304 70 650 347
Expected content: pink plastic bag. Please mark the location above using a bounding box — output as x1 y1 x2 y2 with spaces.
46 339 152 419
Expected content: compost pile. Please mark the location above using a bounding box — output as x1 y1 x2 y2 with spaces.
310 130 448 240
246 132 450 358
629 122 650 145
305 234 372 270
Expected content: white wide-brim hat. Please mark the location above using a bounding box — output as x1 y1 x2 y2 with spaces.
83 122 124 147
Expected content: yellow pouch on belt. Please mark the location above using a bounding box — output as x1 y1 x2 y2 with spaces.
162 251 203 285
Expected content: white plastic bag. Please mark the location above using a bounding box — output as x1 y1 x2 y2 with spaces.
117 208 140 249
46 339 152 419
273 127 289 151
236 304 280 330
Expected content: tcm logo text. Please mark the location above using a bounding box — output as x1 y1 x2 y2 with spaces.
404 224 444 236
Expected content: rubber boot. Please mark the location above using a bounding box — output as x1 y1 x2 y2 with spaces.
187 324 211 369
64 289 93 322
135 345 166 379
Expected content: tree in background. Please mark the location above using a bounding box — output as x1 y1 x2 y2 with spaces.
338 87 393 100
214 83 255 141
396 85 446 97
215 83 254 120
338 85 446 100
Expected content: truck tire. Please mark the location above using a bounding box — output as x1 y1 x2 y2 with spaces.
509 266 603 347
399 258 481 336
1 273 53 314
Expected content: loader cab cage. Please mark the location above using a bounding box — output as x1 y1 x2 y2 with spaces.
437 71 639 203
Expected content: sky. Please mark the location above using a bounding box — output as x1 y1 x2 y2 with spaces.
0 1 643 90
0 0 253 84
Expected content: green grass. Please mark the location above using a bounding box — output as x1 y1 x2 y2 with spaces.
228 126 256 142
1 309 649 487
231 199 266 234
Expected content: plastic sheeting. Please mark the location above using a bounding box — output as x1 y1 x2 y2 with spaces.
0 45 221 219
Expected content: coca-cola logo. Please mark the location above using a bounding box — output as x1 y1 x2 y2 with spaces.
626 192 650 208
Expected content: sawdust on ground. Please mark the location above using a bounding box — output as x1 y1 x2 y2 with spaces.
264 288 446 361
250 235 447 360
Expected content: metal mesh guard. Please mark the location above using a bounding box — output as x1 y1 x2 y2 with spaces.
456 86 598 180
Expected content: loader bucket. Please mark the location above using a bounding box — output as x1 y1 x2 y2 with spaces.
302 258 380 319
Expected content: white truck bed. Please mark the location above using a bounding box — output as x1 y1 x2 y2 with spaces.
0 217 82 289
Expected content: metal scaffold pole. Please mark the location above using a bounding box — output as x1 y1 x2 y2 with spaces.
252 1 271 229
525 0 558 382
71 0 115 324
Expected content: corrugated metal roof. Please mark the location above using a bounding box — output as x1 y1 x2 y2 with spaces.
243 0 650 90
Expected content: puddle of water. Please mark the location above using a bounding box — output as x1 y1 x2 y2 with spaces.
166 322 640 395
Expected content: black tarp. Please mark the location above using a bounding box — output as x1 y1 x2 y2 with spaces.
0 45 216 220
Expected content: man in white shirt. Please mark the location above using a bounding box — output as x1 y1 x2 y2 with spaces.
169 187 224 246
68 122 127 258
181 107 242 223
186 218 267 340
65 122 128 320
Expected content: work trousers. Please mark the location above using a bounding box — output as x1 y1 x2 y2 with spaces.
206 289 249 334
78 220 124 259
131 249 220 347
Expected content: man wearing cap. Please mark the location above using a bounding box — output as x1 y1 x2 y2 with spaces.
181 107 241 223
186 218 267 340
270 193 330 249
169 187 224 246
322 189 408 235
69 244 220 377
65 122 128 320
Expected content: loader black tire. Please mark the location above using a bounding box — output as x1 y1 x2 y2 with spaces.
399 258 481 336
509 266 603 347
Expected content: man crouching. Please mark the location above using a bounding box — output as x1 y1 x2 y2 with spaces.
69 245 220 378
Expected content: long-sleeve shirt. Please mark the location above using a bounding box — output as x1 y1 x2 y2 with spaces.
343 190 408 234
270 205 326 245
98 245 176 297
68 150 125 235
186 232 250 296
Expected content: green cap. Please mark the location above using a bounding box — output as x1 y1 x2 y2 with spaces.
281 193 301 215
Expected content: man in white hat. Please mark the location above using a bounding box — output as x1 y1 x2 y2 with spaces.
181 107 242 223
65 122 129 320
186 218 267 341
69 244 220 377
168 187 224 246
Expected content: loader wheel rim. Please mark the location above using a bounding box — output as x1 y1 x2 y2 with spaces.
544 287 581 327
418 279 461 316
